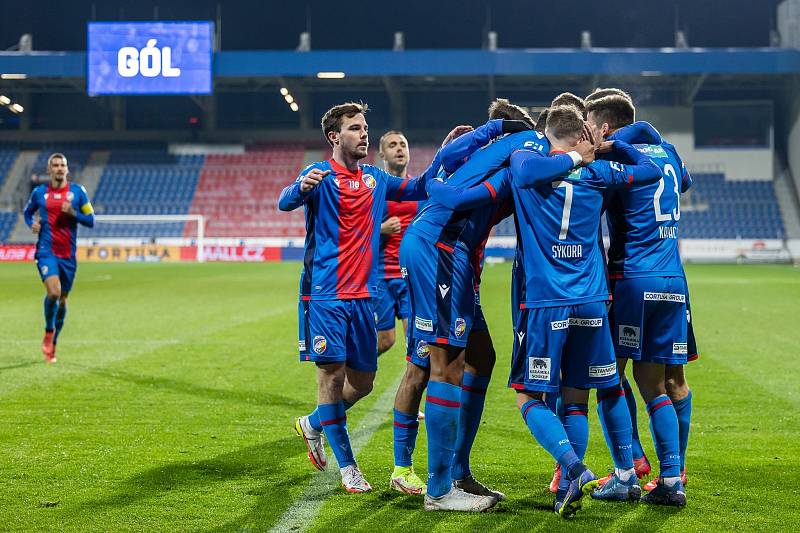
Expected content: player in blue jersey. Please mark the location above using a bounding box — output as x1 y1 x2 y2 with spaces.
586 92 694 506
23 153 95 363
429 104 662 516
374 130 420 356
279 102 445 493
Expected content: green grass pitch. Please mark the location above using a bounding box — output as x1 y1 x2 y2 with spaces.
1 262 798 531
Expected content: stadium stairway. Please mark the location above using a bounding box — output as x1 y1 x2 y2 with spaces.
773 156 800 239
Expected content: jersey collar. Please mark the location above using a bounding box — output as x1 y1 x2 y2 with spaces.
328 158 361 177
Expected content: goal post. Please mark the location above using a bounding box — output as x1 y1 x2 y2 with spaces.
89 214 206 262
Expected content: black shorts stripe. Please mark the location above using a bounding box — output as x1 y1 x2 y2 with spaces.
435 245 455 339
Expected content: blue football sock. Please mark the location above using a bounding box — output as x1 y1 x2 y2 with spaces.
43 296 59 332
621 378 645 459
53 302 67 344
308 399 354 432
317 402 355 468
393 409 419 468
672 390 692 471
425 380 461 498
520 399 584 479
562 403 589 461
451 371 489 481
597 385 634 470
646 395 681 478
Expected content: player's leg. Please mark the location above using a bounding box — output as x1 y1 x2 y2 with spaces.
452 323 504 500
391 342 429 494
39 259 61 362
666 364 690 485
375 279 398 355
51 258 75 360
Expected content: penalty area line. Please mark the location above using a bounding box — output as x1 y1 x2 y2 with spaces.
269 368 404 533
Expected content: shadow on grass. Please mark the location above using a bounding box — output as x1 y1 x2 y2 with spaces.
79 365 306 411
0 360 39 372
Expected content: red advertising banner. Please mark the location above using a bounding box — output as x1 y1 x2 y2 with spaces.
0 245 36 262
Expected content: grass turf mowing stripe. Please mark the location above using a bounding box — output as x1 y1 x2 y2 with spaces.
270 369 404 532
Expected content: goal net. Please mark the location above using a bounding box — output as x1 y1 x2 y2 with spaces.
78 214 206 262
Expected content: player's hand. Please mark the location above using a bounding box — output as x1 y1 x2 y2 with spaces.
574 138 596 165
581 121 598 147
442 125 474 147
300 169 330 193
61 201 76 216
596 140 615 154
31 220 41 234
380 216 402 235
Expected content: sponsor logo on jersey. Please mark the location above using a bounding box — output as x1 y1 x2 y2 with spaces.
54 193 62 200
589 362 617 378
634 144 668 158
454 317 466 337
673 343 688 354
619 325 640 348
415 316 433 332
362 174 377 189
522 140 545 152
644 292 686 303
400 267 408 278
298 340 306 352
551 320 569 330
528 356 551 381
416 339 429 358
312 335 327 354
438 284 450 298
552 318 603 330
609 161 625 172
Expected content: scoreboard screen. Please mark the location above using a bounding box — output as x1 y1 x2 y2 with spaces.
87 21 213 95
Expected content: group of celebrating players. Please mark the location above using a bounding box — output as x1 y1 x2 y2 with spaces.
280 88 696 516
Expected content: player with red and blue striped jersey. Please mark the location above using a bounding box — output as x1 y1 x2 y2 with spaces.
279 102 455 494
374 131 420 356
23 153 95 363
587 91 694 506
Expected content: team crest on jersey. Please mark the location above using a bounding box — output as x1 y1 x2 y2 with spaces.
618 325 640 348
454 317 466 337
312 335 327 354
400 267 408 278
66 191 75 201
416 340 429 359
44 193 49 200
528 356 551 381
362 173 377 189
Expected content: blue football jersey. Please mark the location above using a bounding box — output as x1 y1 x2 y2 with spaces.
605 123 692 278
511 143 661 308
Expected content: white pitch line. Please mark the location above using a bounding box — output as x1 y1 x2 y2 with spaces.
270 369 404 533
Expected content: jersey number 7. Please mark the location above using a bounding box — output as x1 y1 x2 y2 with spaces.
553 180 573 240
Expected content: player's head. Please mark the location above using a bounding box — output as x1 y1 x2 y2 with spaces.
534 108 549 132
378 130 409 176
321 102 370 159
585 87 633 105
47 153 69 183
551 92 586 118
545 105 584 148
487 98 536 129
586 94 636 139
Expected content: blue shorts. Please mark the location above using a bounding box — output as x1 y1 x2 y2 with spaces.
509 301 618 393
400 232 476 348
373 277 410 331
36 254 76 293
406 303 488 369
297 298 378 372
611 277 688 365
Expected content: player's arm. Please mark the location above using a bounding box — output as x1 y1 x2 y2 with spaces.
440 119 532 174
509 149 580 189
23 189 38 227
427 168 512 210
278 166 328 211
611 121 663 145
73 186 95 228
597 140 662 187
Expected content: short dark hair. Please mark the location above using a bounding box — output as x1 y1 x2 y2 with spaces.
585 87 633 104
321 102 369 146
488 98 535 129
378 130 406 152
546 105 584 140
534 108 549 132
551 92 586 117
586 95 636 130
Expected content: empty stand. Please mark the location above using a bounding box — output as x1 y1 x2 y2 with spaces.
0 147 19 190
0 211 16 242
